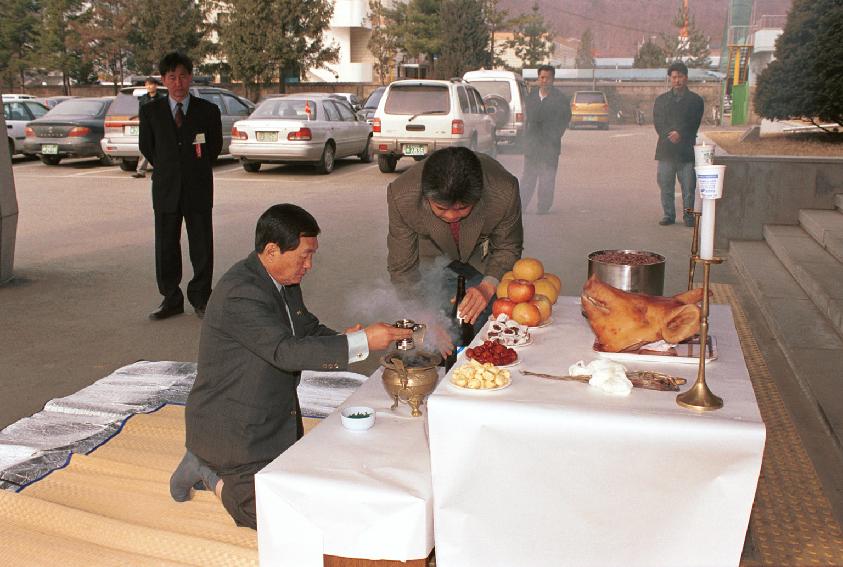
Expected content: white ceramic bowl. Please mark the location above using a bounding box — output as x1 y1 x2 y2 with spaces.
340 406 375 431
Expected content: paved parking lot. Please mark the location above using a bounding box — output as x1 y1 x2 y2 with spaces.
1 125 735 426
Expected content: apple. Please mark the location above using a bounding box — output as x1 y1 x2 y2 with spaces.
533 278 559 304
512 302 542 326
513 258 544 281
507 279 535 303
496 280 510 298
492 298 516 318
530 294 552 323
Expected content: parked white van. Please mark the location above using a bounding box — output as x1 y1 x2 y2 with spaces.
463 69 529 150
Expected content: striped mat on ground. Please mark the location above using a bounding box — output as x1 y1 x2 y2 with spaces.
0 284 841 566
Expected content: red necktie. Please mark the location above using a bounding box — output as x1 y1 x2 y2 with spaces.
175 102 184 129
449 222 460 245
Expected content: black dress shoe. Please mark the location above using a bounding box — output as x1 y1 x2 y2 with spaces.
194 305 206 319
149 303 184 320
658 217 675 226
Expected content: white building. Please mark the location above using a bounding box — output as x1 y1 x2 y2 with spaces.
309 0 376 83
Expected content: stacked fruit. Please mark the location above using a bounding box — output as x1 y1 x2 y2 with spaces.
492 258 561 327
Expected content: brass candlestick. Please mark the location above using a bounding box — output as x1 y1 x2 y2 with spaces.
677 256 724 411
685 208 703 291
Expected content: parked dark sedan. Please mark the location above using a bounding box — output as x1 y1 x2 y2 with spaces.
24 97 115 165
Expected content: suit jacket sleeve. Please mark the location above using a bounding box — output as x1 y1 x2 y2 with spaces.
653 94 670 139
205 102 223 161
386 180 422 296
139 103 154 166
484 173 523 281
223 283 348 373
681 95 704 144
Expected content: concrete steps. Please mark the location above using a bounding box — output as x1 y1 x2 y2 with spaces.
729 194 843 449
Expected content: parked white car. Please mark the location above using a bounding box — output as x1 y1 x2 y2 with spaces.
4 98 48 156
463 69 529 150
371 78 496 173
229 94 373 174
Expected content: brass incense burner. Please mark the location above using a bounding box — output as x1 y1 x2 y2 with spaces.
381 349 441 417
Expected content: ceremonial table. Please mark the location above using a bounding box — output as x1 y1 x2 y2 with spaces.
427 296 766 567
255 368 436 567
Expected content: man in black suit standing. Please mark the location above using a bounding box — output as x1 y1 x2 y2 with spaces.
132 77 165 179
520 64 571 214
139 52 222 320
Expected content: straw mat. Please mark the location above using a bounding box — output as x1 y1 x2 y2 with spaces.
0 285 841 566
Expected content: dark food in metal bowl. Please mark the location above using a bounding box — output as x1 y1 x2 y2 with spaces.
590 251 662 266
587 249 665 296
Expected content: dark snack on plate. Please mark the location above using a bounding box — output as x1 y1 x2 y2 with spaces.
348 412 372 419
590 251 662 266
466 340 517 366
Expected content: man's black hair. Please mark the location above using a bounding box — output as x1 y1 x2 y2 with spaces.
145 76 160 85
159 52 193 76
421 147 483 206
667 61 688 77
255 204 321 253
536 64 555 77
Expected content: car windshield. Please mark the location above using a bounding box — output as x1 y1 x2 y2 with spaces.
46 100 107 117
252 99 318 120
363 89 384 109
384 85 450 114
466 81 512 102
574 92 606 104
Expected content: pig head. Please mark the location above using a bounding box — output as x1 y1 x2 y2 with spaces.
581 274 704 352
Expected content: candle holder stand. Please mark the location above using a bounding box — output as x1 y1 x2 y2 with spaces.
676 255 724 411
685 208 703 291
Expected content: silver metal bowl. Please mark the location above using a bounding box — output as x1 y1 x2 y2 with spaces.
587 249 666 296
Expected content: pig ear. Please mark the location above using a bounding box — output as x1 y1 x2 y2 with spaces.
673 288 705 305
661 304 701 344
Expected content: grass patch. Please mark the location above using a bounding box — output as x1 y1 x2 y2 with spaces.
707 130 843 157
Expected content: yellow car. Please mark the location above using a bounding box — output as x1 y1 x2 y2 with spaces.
570 91 609 130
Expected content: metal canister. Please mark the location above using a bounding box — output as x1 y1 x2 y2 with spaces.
587 249 666 296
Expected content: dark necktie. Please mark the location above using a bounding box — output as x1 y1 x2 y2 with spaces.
175 102 184 129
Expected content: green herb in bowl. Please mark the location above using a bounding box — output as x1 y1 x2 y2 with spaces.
348 412 372 419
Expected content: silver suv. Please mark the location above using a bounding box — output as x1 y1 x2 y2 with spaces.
371 78 496 173
463 70 528 150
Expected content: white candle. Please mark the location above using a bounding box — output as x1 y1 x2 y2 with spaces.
699 198 716 260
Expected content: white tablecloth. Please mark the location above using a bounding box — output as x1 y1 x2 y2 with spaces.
427 297 766 567
255 368 436 566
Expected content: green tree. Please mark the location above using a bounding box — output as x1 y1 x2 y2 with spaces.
129 0 207 76
72 0 133 93
393 0 441 72
0 0 40 90
218 0 338 99
575 28 594 69
507 2 554 69
438 0 488 78
482 0 509 69
660 1 710 68
755 0 843 129
367 0 399 84
36 0 89 94
633 39 665 68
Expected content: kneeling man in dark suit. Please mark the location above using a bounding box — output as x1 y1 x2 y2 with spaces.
169 204 412 529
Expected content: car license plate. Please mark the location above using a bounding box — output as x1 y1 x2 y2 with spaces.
124 125 139 136
402 144 426 156
257 131 278 142
42 144 58 155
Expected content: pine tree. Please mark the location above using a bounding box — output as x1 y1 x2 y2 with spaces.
129 0 207 76
633 39 665 68
72 0 133 92
36 0 91 93
507 2 554 70
438 0 488 78
392 0 442 71
367 0 399 84
659 1 710 68
575 28 594 69
0 0 40 90
755 0 843 129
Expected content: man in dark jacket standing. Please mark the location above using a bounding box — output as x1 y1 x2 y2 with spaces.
653 61 704 227
520 64 571 214
132 77 165 179
139 52 222 320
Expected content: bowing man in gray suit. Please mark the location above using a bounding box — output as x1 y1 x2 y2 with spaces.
169 204 412 529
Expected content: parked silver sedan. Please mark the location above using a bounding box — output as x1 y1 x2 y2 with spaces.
229 94 372 174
